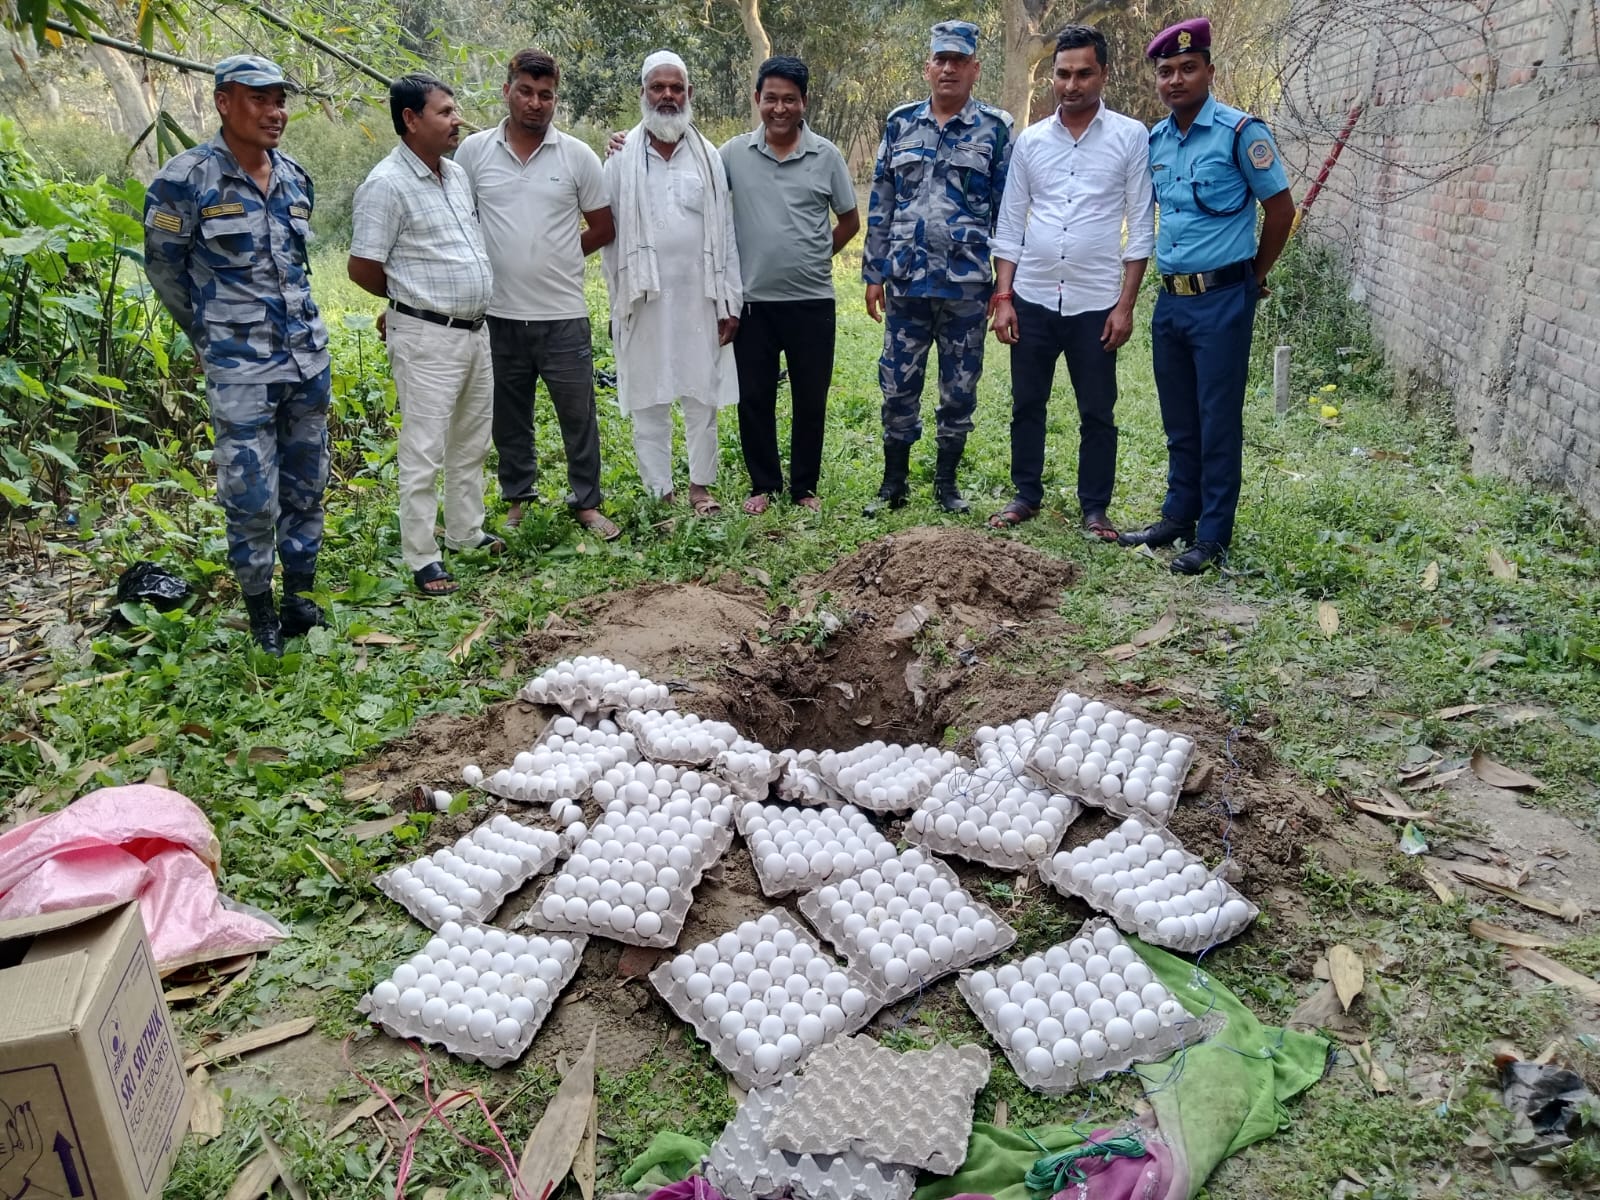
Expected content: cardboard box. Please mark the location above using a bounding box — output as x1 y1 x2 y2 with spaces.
0 902 190 1200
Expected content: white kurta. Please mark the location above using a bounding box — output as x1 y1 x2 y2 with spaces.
609 142 740 414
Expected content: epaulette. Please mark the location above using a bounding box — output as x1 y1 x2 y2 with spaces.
886 99 922 122
976 100 1015 129
275 149 312 186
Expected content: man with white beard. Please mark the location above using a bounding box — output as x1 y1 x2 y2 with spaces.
601 51 741 515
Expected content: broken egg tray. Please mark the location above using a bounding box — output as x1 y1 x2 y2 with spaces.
956 922 1205 1096
359 928 587 1069
622 708 744 767
648 909 885 1092
706 1075 917 1200
797 857 1018 1006
766 1036 990 1174
375 819 565 931
816 744 967 814
775 751 843 807
712 743 784 803
903 767 1081 872
1036 828 1258 955
737 803 896 898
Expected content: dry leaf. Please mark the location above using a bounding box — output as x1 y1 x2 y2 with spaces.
1328 945 1364 1011
1464 878 1584 922
1508 948 1600 1001
1421 561 1439 592
1432 703 1485 720
184 1016 317 1070
1443 860 1530 891
1350 1041 1391 1093
223 1153 279 1200
344 781 383 802
352 631 407 645
119 733 159 758
25 734 67 771
992 1099 1008 1128
164 980 218 1004
448 615 494 663
1317 602 1340 638
1470 751 1544 791
258 1127 309 1200
188 1066 225 1143
1287 980 1346 1030
306 845 343 881
1353 798 1432 823
344 813 407 840
1400 765 1468 791
1105 604 1179 661
1469 920 1553 950
225 746 289 767
1487 547 1518 582
328 1096 388 1138
303 795 327 813
1468 649 1502 672
203 958 256 1016
1415 862 1457 902
573 1096 598 1200
145 765 170 788
518 1027 596 1199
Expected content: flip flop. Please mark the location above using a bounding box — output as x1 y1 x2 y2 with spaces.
577 511 622 541
1082 511 1120 542
742 494 771 516
988 500 1040 530
692 495 723 517
412 561 458 596
796 496 821 512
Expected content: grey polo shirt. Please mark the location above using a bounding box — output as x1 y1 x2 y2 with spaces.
719 123 856 303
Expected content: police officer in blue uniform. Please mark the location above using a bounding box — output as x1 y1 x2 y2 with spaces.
1119 18 1294 573
863 20 1013 515
144 55 331 654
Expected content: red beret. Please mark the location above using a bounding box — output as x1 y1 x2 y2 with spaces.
1146 17 1212 60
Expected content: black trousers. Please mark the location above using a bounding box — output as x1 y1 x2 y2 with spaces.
486 316 602 511
1007 297 1119 513
733 298 836 500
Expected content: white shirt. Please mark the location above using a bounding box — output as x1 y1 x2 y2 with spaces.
454 121 607 321
606 141 739 414
990 103 1155 315
350 142 494 319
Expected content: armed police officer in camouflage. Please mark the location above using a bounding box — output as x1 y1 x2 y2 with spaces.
863 21 1013 515
143 55 331 655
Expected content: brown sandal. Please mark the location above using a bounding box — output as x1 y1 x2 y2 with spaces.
988 500 1040 529
1082 511 1120 542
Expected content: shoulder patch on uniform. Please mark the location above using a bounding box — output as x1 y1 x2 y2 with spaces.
201 201 246 218
1247 140 1276 169
288 204 311 219
150 209 183 232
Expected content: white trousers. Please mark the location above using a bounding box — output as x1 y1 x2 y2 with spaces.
629 397 721 497
386 310 494 571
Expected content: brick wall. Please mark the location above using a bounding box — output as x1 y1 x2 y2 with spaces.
1277 1 1600 516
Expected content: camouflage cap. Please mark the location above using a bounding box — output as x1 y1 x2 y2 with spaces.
214 54 295 91
930 20 979 56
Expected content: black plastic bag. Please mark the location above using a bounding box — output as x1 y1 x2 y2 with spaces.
116 561 191 611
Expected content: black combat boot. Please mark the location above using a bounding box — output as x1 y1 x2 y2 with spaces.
863 441 911 516
242 590 284 656
279 571 328 639
933 435 970 514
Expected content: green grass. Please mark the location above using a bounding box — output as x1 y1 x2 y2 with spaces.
5 239 1600 1198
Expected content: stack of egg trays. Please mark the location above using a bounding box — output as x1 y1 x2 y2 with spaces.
648 909 884 1091
706 1075 917 1200
766 1036 991 1175
1020 701 1197 825
711 739 783 802
375 816 565 930
518 803 733 948
775 749 841 807
735 800 897 897
955 920 1206 1096
903 761 1081 871
1036 823 1259 954
623 708 744 767
517 656 675 718
359 924 587 1068
797 853 1018 1005
471 718 639 805
816 742 967 814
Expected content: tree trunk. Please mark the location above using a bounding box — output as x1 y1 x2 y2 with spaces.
734 0 771 122
88 44 158 174
999 0 1055 125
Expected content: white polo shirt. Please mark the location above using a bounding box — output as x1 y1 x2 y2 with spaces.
454 121 607 322
990 102 1155 315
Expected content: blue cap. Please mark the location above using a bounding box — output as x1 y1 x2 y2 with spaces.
930 20 980 56
1146 18 1212 60
214 54 294 91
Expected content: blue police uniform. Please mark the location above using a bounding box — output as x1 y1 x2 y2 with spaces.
864 71 1012 446
144 92 331 603
1147 94 1289 548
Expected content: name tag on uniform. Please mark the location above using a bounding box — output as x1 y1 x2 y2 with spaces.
150 209 183 232
1151 163 1169 172
200 202 246 218
288 205 311 219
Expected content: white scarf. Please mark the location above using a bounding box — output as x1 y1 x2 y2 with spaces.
604 122 739 324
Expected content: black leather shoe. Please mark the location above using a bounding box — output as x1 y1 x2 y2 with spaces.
1171 541 1228 575
242 590 284 656
1117 517 1196 549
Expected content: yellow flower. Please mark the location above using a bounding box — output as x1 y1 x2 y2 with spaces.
1321 383 1338 392
1320 404 1340 419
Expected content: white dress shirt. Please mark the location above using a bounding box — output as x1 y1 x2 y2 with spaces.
350 142 494 320
990 102 1155 315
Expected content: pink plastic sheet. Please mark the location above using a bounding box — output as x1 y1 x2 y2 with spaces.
0 784 285 972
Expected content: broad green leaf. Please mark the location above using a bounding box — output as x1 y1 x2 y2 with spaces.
0 479 32 505
0 227 50 256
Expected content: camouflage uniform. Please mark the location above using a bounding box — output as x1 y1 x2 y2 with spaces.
863 95 1012 444
143 132 331 597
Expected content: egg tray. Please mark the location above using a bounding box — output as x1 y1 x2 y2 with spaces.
955 921 1208 1096
623 708 744 766
903 763 1081 872
648 909 885 1092
1021 696 1198 827
359 927 587 1069
375 817 565 930
817 743 968 815
775 749 840 807
712 741 783 803
469 720 639 806
517 656 675 719
737 802 897 898
766 1036 991 1175
706 1075 917 1200
518 809 733 948
797 855 1018 1006
1037 825 1259 955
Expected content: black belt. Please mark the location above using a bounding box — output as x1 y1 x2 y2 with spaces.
389 301 485 331
1159 259 1253 296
